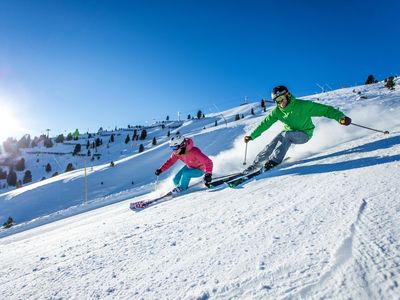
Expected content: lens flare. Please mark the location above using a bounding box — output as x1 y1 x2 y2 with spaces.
0 104 23 142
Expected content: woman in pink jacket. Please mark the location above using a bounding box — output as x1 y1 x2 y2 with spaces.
155 135 213 193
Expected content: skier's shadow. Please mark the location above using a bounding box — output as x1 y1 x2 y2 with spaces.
270 135 400 178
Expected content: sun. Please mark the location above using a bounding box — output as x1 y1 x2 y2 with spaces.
0 104 23 143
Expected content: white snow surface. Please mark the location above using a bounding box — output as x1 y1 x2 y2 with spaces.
1 81 400 299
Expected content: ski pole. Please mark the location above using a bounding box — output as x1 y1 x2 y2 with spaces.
351 123 389 134
243 142 248 165
154 176 159 191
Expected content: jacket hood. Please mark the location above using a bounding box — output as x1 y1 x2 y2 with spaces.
184 138 194 151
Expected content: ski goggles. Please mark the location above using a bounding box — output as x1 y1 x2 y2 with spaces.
274 93 288 104
170 145 181 150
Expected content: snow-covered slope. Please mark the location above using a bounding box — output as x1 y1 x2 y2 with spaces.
0 103 260 231
0 81 399 299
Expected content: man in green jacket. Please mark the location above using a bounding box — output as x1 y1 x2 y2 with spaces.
243 85 351 173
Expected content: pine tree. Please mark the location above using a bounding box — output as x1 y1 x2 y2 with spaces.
187 114 191 120
15 158 25 171
3 137 18 154
167 130 171 137
44 138 53 148
3 217 14 229
385 76 395 90
365 74 377 84
16 180 22 188
140 129 147 140
7 169 17 186
261 98 266 108
139 144 144 153
215 120 218 126
22 170 32 184
31 138 37 148
125 134 131 144
251 108 255 115
110 134 115 142
66 133 73 141
0 167 7 180
45 163 52 173
235 114 240 121
152 137 157 145
95 138 101 147
73 144 81 155
55 134 65 143
197 110 202 119
65 163 75 172
17 134 31 149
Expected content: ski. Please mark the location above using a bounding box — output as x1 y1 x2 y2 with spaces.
130 172 242 210
129 191 173 211
226 168 263 188
205 172 243 189
227 157 292 188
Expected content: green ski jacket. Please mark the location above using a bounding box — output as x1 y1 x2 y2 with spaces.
250 96 345 139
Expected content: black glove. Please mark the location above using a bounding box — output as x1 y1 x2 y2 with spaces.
203 173 212 184
244 136 252 143
340 116 352 126
155 169 162 176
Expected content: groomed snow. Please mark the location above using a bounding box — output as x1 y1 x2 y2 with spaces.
0 81 399 299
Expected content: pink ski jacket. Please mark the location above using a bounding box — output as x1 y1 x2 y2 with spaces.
160 138 213 174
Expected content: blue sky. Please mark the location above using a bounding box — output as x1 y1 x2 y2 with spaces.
0 0 398 140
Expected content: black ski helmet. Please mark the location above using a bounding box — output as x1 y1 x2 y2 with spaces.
271 85 289 100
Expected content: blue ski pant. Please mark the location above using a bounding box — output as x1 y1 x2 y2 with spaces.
173 166 204 190
252 130 309 167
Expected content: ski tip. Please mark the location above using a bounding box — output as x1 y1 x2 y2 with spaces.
129 201 147 210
